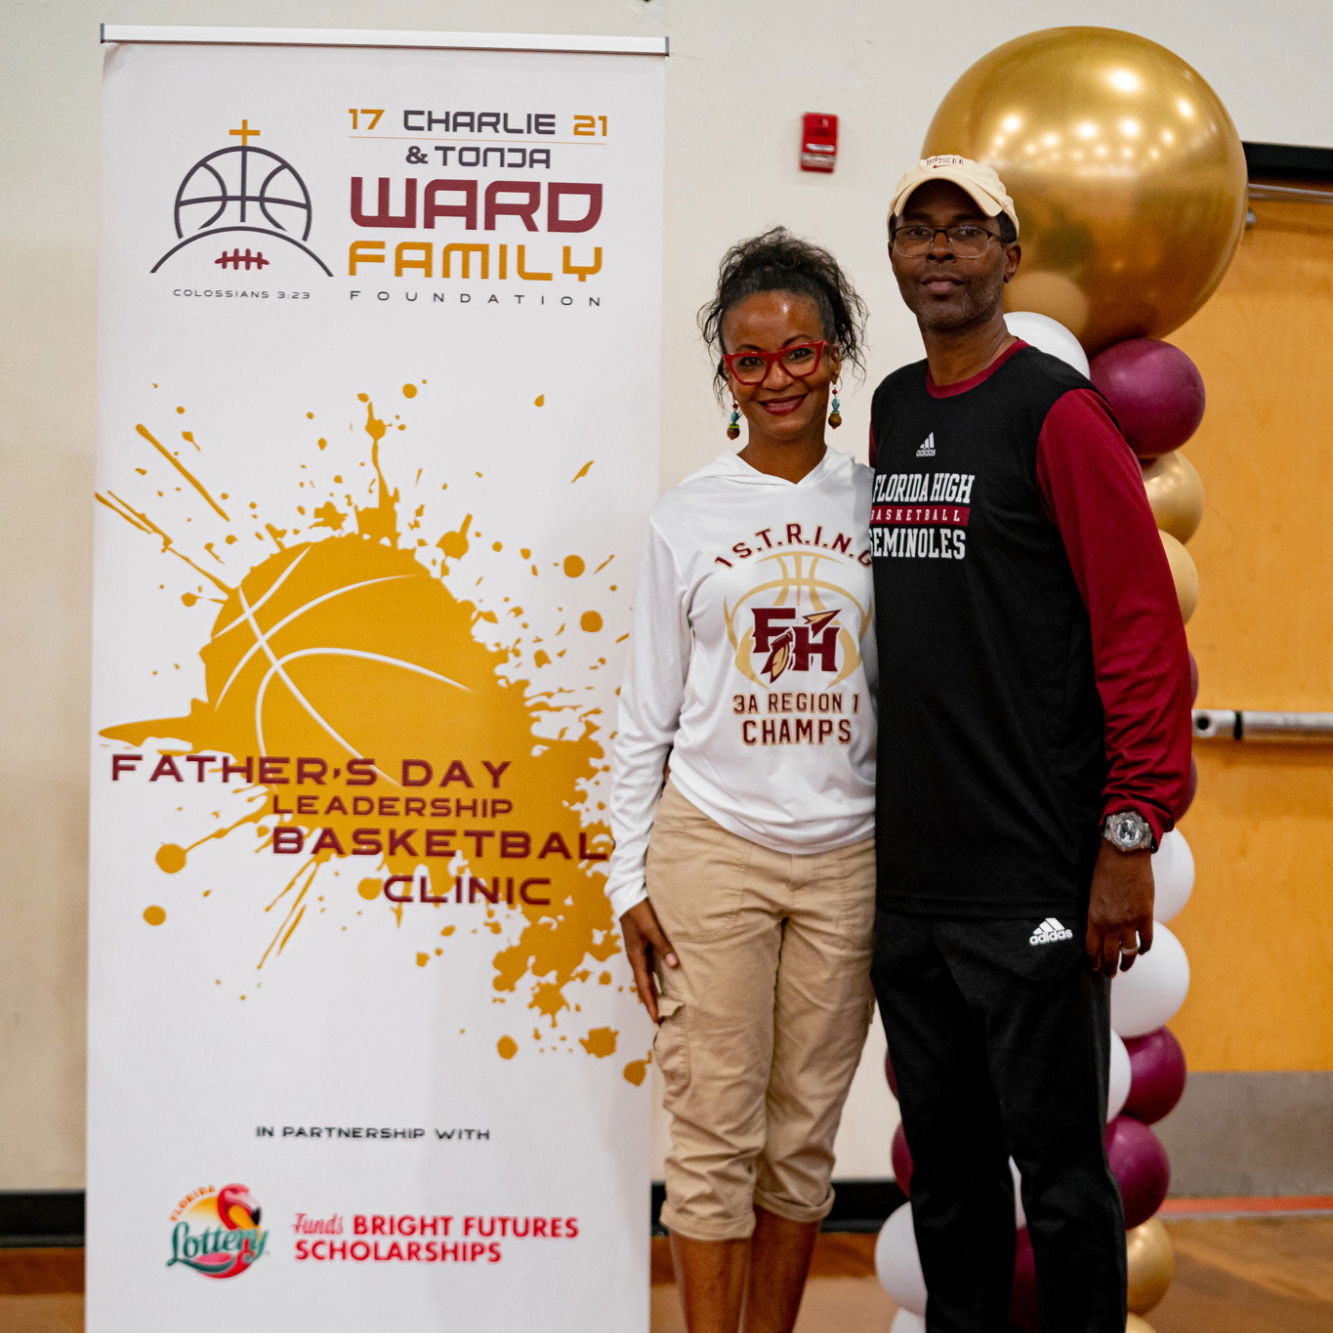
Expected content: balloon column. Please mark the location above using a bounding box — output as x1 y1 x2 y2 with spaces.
875 26 1242 1330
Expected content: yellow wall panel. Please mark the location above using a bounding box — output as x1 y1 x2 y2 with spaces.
1163 197 1333 1072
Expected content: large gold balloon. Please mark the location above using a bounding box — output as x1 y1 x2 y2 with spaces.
1142 450 1204 544
922 27 1248 353
1126 1216 1176 1314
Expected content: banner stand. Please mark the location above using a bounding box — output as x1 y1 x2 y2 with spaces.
90 27 664 1331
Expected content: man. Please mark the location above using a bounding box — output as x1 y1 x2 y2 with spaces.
868 155 1192 1331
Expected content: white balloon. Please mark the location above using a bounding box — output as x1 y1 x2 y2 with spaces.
1010 1157 1025 1228
1005 311 1091 377
1107 1029 1131 1120
891 1310 927 1333
1111 922 1191 1038
1151 829 1195 924
875 1203 927 1316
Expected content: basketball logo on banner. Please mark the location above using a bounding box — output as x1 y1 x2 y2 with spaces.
97 389 625 1067
151 119 333 276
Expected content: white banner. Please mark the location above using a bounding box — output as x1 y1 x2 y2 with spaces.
90 30 664 1331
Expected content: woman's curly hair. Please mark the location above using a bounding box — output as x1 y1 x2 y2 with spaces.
699 227 868 399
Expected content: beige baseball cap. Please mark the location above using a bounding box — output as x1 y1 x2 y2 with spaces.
889 154 1019 237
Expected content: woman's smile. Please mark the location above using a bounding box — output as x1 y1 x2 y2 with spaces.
758 393 806 415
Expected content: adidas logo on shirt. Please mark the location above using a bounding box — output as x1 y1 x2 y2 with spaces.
915 432 936 458
1029 917 1073 946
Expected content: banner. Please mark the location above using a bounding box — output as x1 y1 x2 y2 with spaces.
90 29 665 1331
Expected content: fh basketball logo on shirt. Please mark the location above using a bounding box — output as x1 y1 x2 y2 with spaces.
751 607 842 684
722 549 870 747
166 1183 269 1279
724 551 868 690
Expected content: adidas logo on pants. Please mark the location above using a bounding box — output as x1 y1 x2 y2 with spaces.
1029 917 1074 945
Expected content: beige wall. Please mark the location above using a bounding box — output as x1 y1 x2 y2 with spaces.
3 0 1331 1189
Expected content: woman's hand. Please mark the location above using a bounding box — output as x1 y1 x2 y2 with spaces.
619 900 679 1023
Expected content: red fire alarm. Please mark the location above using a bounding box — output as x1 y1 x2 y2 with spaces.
801 113 838 173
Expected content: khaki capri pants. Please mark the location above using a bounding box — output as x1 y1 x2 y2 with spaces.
646 781 875 1242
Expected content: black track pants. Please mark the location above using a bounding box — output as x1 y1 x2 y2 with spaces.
872 911 1127 1333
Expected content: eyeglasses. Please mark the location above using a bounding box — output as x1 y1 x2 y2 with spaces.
890 224 1002 258
722 340 827 385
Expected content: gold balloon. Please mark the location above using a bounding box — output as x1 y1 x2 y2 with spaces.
1126 1217 1176 1314
1160 530 1198 623
1142 450 1204 544
1126 1316 1157 1333
922 27 1248 353
1004 270 1089 338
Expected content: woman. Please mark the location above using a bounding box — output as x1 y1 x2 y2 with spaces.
605 229 876 1332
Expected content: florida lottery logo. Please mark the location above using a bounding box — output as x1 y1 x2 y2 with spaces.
151 119 331 276
167 1183 268 1279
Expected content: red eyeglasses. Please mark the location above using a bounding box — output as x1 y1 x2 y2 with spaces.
722 340 828 385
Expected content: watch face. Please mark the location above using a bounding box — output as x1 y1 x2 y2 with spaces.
1110 812 1149 849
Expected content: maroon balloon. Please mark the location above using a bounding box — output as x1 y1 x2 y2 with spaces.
891 1122 913 1195
1009 1227 1040 1333
1090 338 1206 458
1188 650 1200 705
1178 756 1199 819
1106 1116 1171 1228
884 1046 899 1099
1123 1027 1188 1124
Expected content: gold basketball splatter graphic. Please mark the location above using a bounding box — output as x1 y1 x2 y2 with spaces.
97 383 627 1060
579 1027 617 1058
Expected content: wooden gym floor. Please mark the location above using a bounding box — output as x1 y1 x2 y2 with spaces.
655 1209 1333 1332
3 1211 1330 1331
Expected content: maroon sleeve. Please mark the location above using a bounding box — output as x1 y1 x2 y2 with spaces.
1036 389 1193 844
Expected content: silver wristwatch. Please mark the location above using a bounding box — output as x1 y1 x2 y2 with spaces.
1102 809 1155 853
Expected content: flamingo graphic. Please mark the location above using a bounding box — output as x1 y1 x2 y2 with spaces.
188 1184 264 1279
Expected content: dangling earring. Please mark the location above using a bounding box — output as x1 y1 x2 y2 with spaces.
828 383 842 430
726 401 741 441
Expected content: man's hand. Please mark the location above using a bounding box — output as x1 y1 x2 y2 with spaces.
619 899 679 1023
1085 842 1155 977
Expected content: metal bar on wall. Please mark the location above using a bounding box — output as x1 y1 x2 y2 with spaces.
1248 183 1333 204
1193 709 1333 742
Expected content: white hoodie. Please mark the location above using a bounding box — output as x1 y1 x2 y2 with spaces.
605 447 877 919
